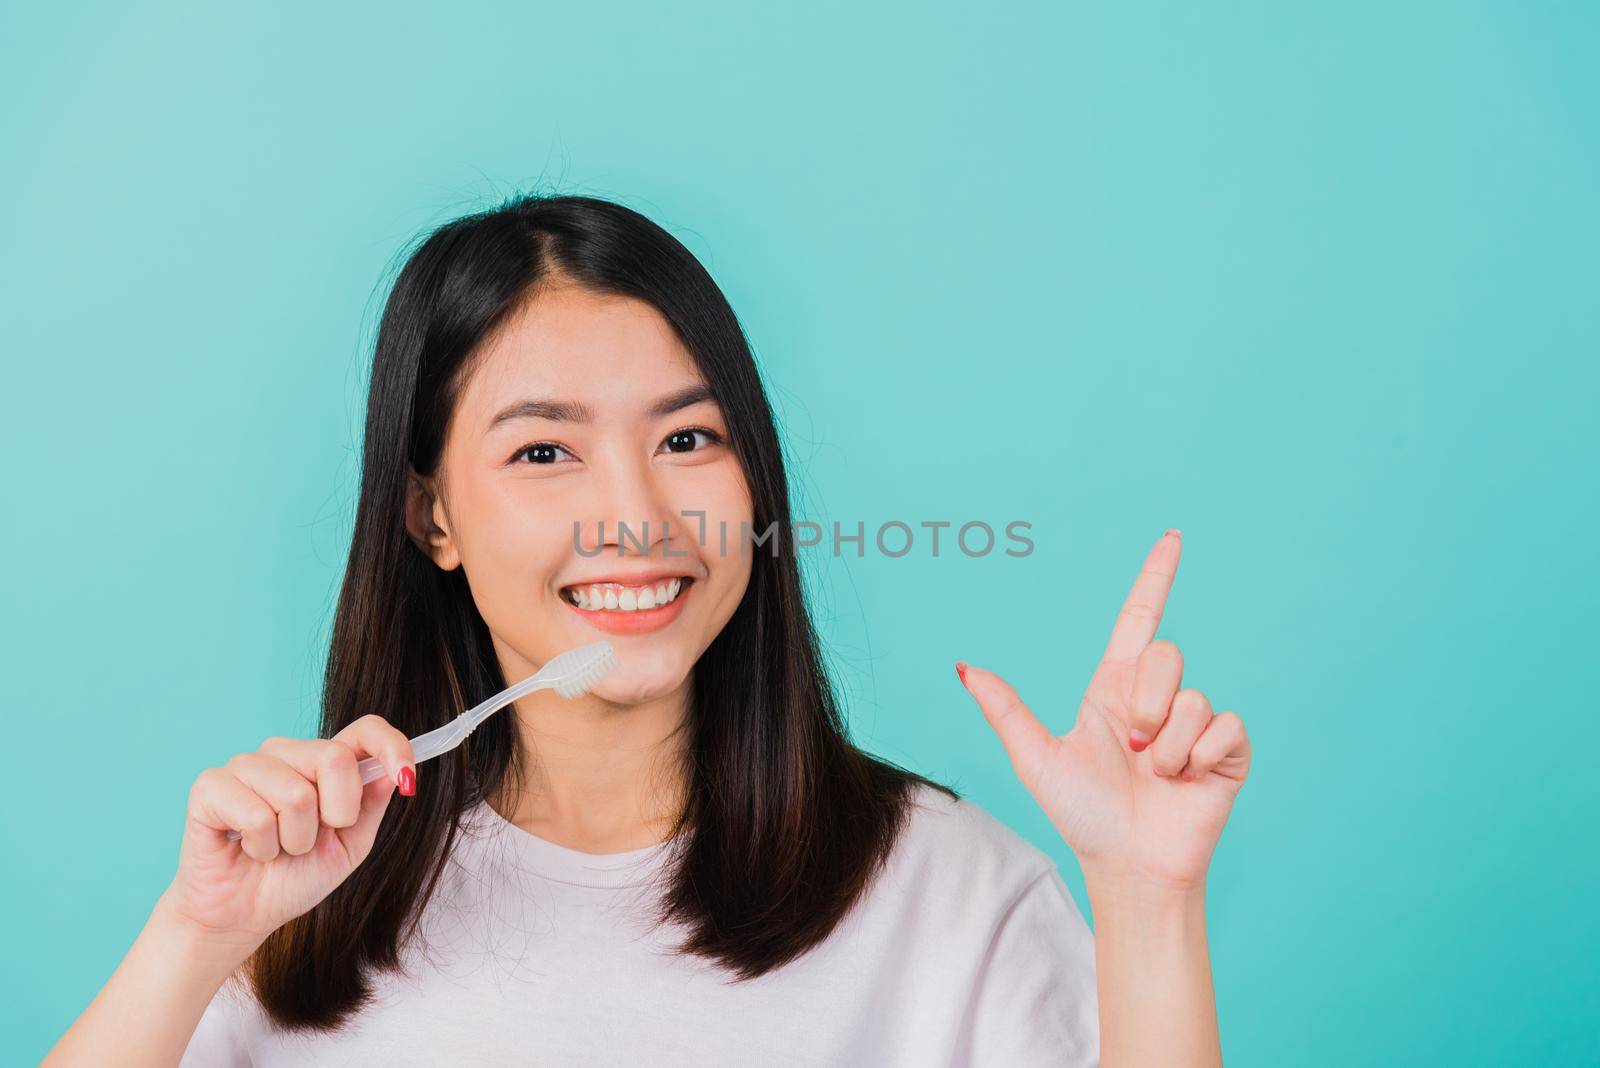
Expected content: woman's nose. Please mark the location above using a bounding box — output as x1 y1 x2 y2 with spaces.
585 456 679 553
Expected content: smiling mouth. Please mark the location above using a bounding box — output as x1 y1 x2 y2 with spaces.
560 577 694 612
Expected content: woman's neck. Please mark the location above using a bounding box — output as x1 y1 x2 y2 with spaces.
487 683 691 855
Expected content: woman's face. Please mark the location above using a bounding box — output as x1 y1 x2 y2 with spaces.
407 281 754 705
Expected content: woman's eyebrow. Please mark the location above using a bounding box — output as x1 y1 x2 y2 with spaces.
648 383 716 418
486 384 716 433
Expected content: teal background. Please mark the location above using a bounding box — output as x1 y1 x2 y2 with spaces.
3 3 1596 1064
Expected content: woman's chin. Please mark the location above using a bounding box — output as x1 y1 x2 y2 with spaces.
590 671 687 705
580 649 691 703
535 619 696 701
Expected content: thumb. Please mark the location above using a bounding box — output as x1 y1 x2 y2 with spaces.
340 774 398 865
955 661 1056 790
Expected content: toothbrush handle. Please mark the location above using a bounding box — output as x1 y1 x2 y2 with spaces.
222 721 464 841
355 755 393 785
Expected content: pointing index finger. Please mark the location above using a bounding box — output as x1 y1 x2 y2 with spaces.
1101 529 1183 665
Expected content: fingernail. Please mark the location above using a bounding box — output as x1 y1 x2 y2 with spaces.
1128 730 1151 752
955 661 970 685
1165 528 1182 539
397 765 416 796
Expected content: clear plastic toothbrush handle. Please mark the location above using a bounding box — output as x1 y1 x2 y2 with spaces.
354 719 463 784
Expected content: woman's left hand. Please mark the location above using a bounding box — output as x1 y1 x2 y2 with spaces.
957 530 1251 892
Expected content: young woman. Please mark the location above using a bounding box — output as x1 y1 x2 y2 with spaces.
46 194 1252 1067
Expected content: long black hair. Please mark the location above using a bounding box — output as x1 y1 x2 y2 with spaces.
246 192 958 1030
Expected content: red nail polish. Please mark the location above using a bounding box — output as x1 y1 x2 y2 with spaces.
397 765 416 796
955 661 969 684
1128 731 1150 752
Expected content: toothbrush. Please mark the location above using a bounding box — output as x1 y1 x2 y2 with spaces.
224 640 618 841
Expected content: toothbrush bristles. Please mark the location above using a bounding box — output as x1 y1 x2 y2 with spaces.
554 648 619 698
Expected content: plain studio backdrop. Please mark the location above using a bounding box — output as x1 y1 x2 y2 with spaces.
2 3 1595 1064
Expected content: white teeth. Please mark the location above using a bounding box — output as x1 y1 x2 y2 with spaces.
565 578 689 612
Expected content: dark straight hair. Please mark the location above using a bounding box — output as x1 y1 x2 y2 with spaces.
246 192 958 1031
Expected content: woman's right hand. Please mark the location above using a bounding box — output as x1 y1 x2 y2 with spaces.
152 714 417 964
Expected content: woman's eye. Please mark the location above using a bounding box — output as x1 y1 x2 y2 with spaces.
510 429 723 466
512 442 575 465
660 427 725 454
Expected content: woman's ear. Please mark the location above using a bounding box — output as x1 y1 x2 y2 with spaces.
404 467 462 570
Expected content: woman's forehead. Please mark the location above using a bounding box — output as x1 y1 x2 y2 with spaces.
459 289 708 420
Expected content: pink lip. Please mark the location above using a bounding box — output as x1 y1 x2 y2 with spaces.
561 569 694 587
562 578 694 635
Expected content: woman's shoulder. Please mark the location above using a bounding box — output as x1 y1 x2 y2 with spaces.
888 784 1099 1064
884 780 1062 904
901 779 1059 869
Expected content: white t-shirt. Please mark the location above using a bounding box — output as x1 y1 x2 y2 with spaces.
180 781 1099 1066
